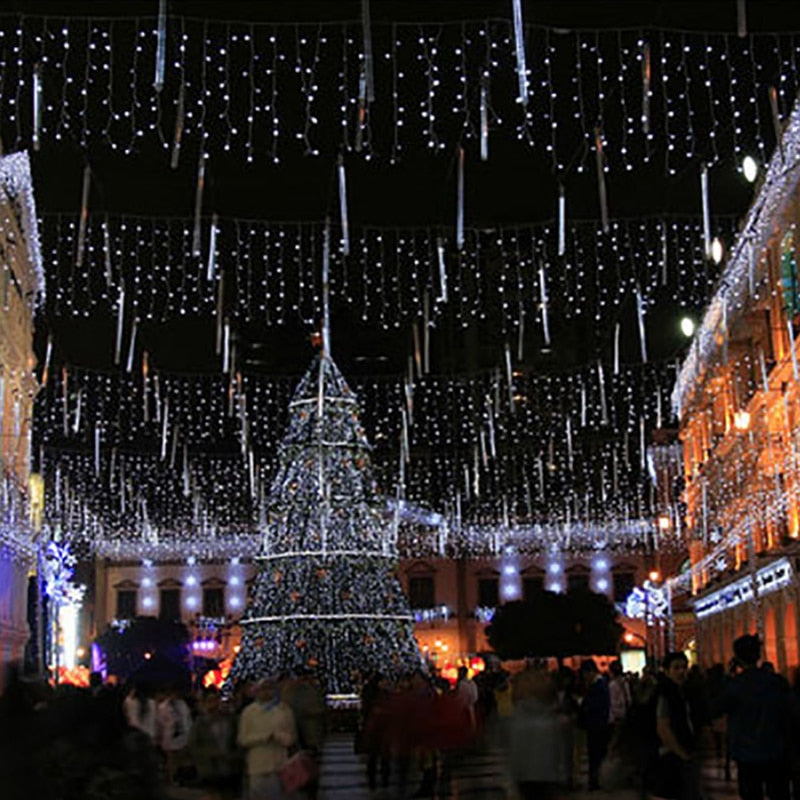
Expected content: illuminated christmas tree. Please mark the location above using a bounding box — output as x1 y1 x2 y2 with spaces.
230 352 422 696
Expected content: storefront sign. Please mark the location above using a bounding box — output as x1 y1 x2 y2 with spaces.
695 558 794 619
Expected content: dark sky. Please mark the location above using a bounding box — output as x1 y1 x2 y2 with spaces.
7 0 800 377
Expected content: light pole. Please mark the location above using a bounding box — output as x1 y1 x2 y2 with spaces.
646 570 661 664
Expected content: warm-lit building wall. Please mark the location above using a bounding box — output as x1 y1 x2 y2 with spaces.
673 102 800 674
0 152 42 686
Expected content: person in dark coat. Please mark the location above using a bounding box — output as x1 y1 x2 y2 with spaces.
188 688 240 799
713 634 793 800
646 651 702 800
360 673 393 791
579 659 611 791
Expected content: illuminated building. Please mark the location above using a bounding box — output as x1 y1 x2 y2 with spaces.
672 97 800 672
93 544 661 675
0 152 43 684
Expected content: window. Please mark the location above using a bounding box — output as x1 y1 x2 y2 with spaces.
116 590 137 619
477 578 499 608
523 576 544 601
782 231 800 321
408 576 435 609
159 589 181 621
614 572 636 603
567 572 590 593
203 587 225 617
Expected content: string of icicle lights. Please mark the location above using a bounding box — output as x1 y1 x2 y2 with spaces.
32 358 683 560
39 213 733 333
4 14 800 171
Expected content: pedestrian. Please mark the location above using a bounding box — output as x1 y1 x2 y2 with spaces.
282 667 326 799
157 685 192 785
644 651 702 800
360 672 393 792
713 634 792 800
608 660 632 728
123 682 157 741
554 666 580 791
507 667 567 799
454 665 479 733
188 687 240 799
578 659 611 791
237 676 297 800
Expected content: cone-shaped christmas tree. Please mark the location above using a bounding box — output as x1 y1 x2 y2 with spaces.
230 353 422 695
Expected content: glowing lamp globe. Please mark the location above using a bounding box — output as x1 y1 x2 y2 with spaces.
742 155 758 183
711 237 724 264
680 317 695 338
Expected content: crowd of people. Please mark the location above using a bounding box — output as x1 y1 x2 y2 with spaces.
0 665 326 800
2 634 800 800
355 637 800 800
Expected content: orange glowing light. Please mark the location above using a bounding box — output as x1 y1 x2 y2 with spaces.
734 410 751 431
648 570 661 582
441 665 459 685
657 514 671 531
469 657 485 673
56 665 90 687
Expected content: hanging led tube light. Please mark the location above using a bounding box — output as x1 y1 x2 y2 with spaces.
436 237 448 303
192 153 205 258
154 0 167 92
322 220 331 356
635 287 648 363
337 155 350 256
32 62 42 151
511 0 529 106
75 165 91 268
456 146 465 250
595 127 609 233
700 164 711 259
480 76 489 161
641 41 651 135
171 82 185 169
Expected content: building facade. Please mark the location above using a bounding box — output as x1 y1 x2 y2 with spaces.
0 151 43 683
672 98 800 674
93 547 662 679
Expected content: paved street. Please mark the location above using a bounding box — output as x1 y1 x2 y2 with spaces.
316 734 740 800
165 733 741 799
